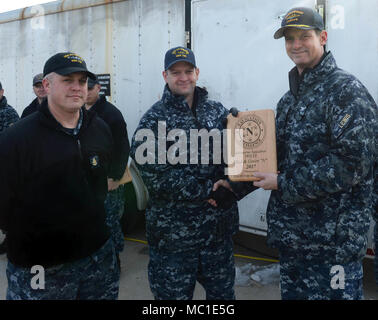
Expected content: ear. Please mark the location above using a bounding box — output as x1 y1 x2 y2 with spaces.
195 68 200 79
162 70 168 83
319 30 328 46
42 77 50 93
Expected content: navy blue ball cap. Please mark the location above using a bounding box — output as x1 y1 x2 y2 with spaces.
274 7 324 39
43 52 96 80
164 46 196 70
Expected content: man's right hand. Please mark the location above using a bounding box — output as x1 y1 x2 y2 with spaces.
222 108 240 127
212 179 233 192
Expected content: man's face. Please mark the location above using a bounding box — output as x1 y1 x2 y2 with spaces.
163 61 199 98
43 72 88 113
284 28 327 72
86 83 101 106
0 89 3 100
33 82 47 99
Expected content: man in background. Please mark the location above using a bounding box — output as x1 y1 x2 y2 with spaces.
21 73 47 118
85 76 130 270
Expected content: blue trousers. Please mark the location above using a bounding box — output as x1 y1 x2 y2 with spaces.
375 222 378 287
105 184 125 254
279 250 364 300
148 237 235 300
6 238 120 300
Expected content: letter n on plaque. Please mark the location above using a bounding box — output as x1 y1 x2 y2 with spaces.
227 109 277 181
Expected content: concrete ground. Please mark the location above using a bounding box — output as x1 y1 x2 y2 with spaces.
0 227 377 300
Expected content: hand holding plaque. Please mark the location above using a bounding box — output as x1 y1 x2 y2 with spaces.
226 109 277 181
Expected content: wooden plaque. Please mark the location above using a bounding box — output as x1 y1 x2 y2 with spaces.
226 109 277 181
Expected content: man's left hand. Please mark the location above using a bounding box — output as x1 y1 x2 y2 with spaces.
108 178 121 191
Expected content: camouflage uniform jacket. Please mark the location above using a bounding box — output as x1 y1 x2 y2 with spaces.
130 85 238 252
0 96 19 133
374 161 378 224
268 52 377 263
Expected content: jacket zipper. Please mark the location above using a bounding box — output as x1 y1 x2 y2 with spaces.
77 139 83 161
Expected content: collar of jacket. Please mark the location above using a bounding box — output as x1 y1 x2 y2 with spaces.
289 51 337 96
0 96 8 108
90 95 107 114
38 98 94 134
29 97 43 109
161 84 208 109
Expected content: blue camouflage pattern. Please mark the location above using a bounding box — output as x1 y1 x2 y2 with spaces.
267 52 377 264
0 96 19 133
375 223 378 288
373 161 378 288
130 85 238 299
279 250 363 300
130 85 238 253
105 184 126 254
148 237 235 300
6 238 119 300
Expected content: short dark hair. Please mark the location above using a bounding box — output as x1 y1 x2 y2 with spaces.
315 29 322 36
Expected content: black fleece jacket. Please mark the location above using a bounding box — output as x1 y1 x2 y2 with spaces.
21 97 44 118
89 96 130 180
0 99 113 268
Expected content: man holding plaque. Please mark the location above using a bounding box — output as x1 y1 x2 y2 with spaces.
250 7 377 299
130 47 238 300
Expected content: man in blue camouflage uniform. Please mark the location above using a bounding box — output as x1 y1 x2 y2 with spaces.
250 7 377 299
0 81 19 255
375 222 378 290
130 47 239 300
374 164 378 289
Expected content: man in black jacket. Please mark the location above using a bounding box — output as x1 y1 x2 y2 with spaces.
0 52 120 300
21 73 47 118
85 76 130 269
